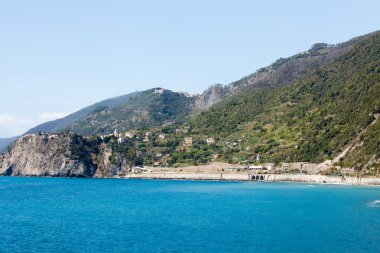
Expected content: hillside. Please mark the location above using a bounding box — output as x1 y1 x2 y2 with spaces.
185 31 380 171
64 88 196 136
194 34 365 111
26 91 141 134
24 32 361 137
2 31 379 176
0 136 18 152
24 88 196 137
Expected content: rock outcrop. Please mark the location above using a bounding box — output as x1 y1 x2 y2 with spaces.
0 133 130 177
194 84 229 111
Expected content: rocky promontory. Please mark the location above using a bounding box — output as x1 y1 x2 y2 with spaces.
0 133 130 177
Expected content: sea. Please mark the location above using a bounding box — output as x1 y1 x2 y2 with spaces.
0 177 379 253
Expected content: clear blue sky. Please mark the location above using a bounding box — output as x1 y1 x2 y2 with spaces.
1 0 380 137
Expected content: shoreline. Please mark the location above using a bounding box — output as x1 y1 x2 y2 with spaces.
122 172 380 186
2 172 380 186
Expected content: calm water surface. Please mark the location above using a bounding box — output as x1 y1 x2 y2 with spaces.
0 177 379 252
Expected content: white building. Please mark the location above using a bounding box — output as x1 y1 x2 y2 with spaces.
183 137 193 147
256 154 261 162
207 138 215 146
154 88 165 94
125 132 134 138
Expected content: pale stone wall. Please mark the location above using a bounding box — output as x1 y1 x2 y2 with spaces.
268 174 380 185
127 172 250 181
124 172 380 185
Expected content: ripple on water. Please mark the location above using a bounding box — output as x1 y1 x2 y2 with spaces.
368 200 380 207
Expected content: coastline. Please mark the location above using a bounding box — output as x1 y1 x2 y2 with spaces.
122 172 380 186
2 172 380 186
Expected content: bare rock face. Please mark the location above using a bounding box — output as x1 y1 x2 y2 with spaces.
0 133 97 177
194 84 230 112
0 133 132 177
93 144 130 177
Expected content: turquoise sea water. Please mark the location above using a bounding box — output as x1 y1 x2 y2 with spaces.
0 178 379 253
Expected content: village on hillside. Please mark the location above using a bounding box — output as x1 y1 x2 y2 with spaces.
13 129 360 177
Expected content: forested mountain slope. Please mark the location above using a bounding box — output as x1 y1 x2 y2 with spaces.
187 31 380 169
194 33 369 111
65 88 196 136
25 32 371 136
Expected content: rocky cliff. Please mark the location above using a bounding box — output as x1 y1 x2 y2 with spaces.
194 84 229 111
0 133 130 177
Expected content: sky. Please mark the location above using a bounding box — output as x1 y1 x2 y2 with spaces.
1 0 380 138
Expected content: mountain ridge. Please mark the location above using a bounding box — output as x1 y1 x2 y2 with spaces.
25 91 141 135
187 30 380 170
23 31 371 136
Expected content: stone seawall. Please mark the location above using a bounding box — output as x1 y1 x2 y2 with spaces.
126 173 251 181
124 172 380 186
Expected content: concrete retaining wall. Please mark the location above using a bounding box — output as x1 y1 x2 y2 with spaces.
125 172 380 185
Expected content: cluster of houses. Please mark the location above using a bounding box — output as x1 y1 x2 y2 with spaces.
97 128 217 149
18 132 60 143
98 129 167 144
179 91 197 98
98 129 132 143
152 88 197 98
153 88 165 94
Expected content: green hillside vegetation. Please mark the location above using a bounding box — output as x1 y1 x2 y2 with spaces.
340 117 380 174
70 32 379 171
179 32 380 169
26 91 141 134
23 31 359 140
66 89 196 136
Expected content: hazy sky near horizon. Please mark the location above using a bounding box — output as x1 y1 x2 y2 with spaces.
1 0 380 137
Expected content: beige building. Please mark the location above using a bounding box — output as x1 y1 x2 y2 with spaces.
281 162 319 173
183 137 193 147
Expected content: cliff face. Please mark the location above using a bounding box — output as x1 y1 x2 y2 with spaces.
92 143 130 178
0 133 130 177
194 84 230 112
0 134 93 177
